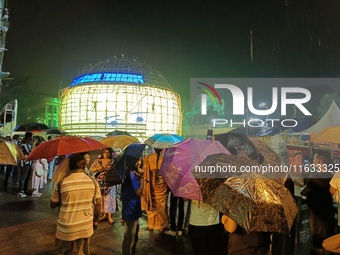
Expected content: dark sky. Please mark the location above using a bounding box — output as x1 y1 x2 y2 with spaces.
3 0 340 110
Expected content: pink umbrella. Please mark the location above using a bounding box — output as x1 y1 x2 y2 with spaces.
159 138 230 201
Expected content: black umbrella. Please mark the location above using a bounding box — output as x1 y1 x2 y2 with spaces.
45 129 66 135
106 130 132 136
14 122 49 132
106 143 146 185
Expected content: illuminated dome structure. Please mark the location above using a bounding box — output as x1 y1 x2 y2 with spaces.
59 57 182 140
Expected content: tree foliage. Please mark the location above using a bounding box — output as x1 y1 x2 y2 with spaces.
0 74 35 124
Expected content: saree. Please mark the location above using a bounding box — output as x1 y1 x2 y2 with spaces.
142 152 169 230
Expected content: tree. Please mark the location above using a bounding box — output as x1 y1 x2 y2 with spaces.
317 93 340 117
0 74 34 123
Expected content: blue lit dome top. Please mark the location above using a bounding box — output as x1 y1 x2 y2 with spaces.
70 56 172 89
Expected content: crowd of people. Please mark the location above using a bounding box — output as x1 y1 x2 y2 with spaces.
3 131 340 255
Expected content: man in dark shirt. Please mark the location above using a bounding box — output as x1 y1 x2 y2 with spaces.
17 132 36 197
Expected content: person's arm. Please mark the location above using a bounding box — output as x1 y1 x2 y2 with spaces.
221 215 238 233
93 198 101 230
89 159 103 173
50 186 60 209
134 171 144 197
330 185 337 196
50 201 59 209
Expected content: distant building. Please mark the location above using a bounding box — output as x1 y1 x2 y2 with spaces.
27 95 58 128
59 57 182 140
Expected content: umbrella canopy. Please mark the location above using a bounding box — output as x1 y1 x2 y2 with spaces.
145 133 184 149
101 135 139 149
106 143 146 185
44 129 67 135
25 136 108 160
159 138 230 201
313 126 340 144
106 130 132 136
14 122 49 132
197 173 298 233
214 132 286 184
0 139 25 165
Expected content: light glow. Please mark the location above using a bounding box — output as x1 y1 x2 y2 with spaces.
70 72 144 86
59 83 182 140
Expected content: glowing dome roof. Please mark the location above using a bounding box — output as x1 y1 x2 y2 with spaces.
70 57 172 89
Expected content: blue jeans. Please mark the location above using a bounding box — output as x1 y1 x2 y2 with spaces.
19 164 31 193
48 159 55 180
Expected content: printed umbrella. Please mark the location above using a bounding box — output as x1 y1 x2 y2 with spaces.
106 130 132 136
25 136 108 161
14 122 49 132
214 132 286 184
0 138 25 165
159 138 230 201
106 143 146 185
197 173 298 233
101 135 139 149
145 133 184 149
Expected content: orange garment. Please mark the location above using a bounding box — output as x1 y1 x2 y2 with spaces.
142 152 168 230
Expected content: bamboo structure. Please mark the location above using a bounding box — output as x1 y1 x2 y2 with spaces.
59 57 182 140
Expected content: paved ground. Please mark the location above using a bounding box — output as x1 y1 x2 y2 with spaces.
0 174 194 255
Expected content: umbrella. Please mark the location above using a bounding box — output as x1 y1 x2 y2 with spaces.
0 139 25 165
44 129 67 135
25 136 108 161
106 130 132 136
145 133 184 149
159 138 230 201
106 143 146 185
197 173 298 233
214 132 286 184
192 153 265 179
101 135 139 149
14 122 49 132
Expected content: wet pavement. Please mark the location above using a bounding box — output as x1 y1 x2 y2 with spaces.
0 173 194 255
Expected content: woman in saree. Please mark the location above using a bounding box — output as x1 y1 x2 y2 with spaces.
142 149 169 231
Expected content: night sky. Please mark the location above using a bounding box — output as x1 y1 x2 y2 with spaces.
3 0 340 111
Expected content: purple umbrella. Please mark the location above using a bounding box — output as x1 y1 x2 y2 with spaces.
159 138 230 201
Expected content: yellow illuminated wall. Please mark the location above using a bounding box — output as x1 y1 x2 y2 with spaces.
59 83 182 140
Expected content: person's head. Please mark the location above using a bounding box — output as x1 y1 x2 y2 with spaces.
24 131 33 141
81 152 91 165
101 147 113 159
248 151 264 164
69 153 86 171
5 135 11 141
227 147 238 155
12 134 19 140
313 151 333 165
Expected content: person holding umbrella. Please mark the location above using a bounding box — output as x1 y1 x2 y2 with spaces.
221 214 271 255
121 158 145 255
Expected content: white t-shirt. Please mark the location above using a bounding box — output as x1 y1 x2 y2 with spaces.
189 200 220 226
